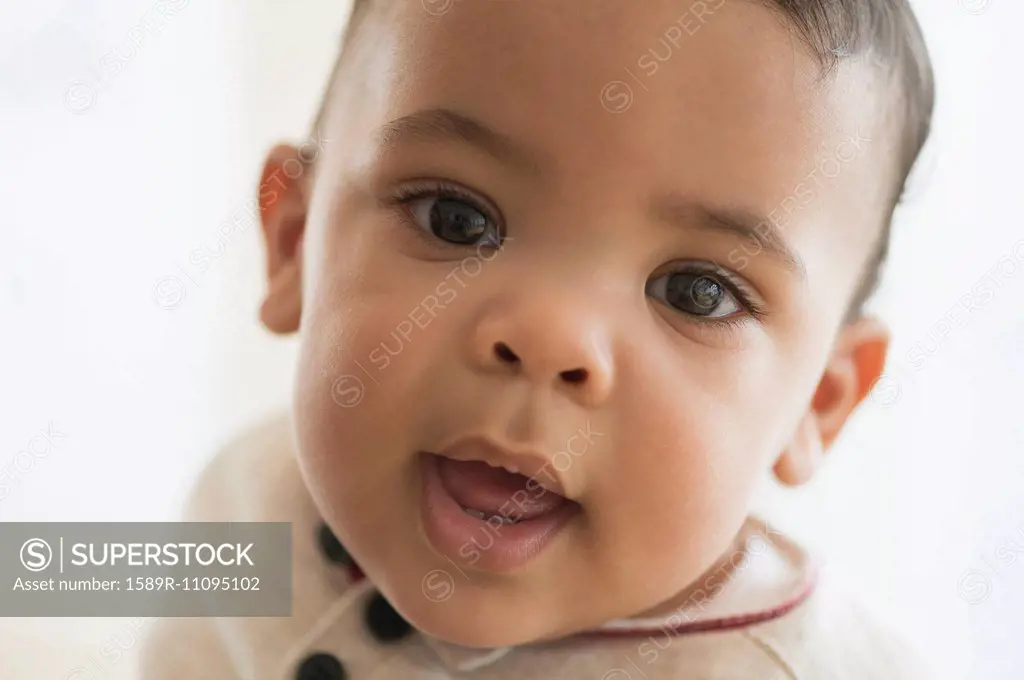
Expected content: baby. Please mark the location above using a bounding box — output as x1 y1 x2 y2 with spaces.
141 0 936 677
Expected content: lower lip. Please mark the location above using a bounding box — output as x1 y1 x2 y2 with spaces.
419 452 579 573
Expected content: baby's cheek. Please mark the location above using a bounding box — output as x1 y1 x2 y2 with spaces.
293 301 404 492
598 373 775 570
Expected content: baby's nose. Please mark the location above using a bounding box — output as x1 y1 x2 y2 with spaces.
468 299 615 407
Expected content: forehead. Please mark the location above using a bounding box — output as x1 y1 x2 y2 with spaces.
345 0 890 274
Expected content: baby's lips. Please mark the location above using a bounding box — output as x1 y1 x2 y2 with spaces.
435 435 573 501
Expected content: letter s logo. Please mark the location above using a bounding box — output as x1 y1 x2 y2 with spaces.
20 538 52 572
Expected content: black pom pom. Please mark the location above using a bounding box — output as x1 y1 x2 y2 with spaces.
317 522 354 566
295 652 347 680
364 591 413 643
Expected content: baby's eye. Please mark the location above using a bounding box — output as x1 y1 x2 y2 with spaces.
646 270 743 319
407 195 500 247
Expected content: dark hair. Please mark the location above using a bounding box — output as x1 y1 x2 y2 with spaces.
311 0 935 319
756 1 935 316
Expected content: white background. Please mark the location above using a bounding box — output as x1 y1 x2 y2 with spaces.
0 1 1020 678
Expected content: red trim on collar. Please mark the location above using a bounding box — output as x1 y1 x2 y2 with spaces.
346 567 817 638
347 564 366 582
579 566 818 640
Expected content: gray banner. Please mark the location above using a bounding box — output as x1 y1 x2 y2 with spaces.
0 522 291 616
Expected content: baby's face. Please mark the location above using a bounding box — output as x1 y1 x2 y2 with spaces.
285 0 891 647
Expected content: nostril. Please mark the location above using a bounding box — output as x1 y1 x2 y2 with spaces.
494 342 519 364
560 368 589 385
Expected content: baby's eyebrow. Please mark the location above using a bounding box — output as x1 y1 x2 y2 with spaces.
376 108 543 177
376 110 805 279
652 196 807 278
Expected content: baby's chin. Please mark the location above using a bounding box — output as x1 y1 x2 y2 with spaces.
377 571 597 648
366 557 606 647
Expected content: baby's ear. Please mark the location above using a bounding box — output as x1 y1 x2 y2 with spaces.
257 144 311 334
774 316 889 486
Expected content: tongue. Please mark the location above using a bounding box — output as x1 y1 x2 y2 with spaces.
436 457 566 520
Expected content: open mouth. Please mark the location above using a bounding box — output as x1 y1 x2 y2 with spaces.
419 449 581 572
436 454 571 524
